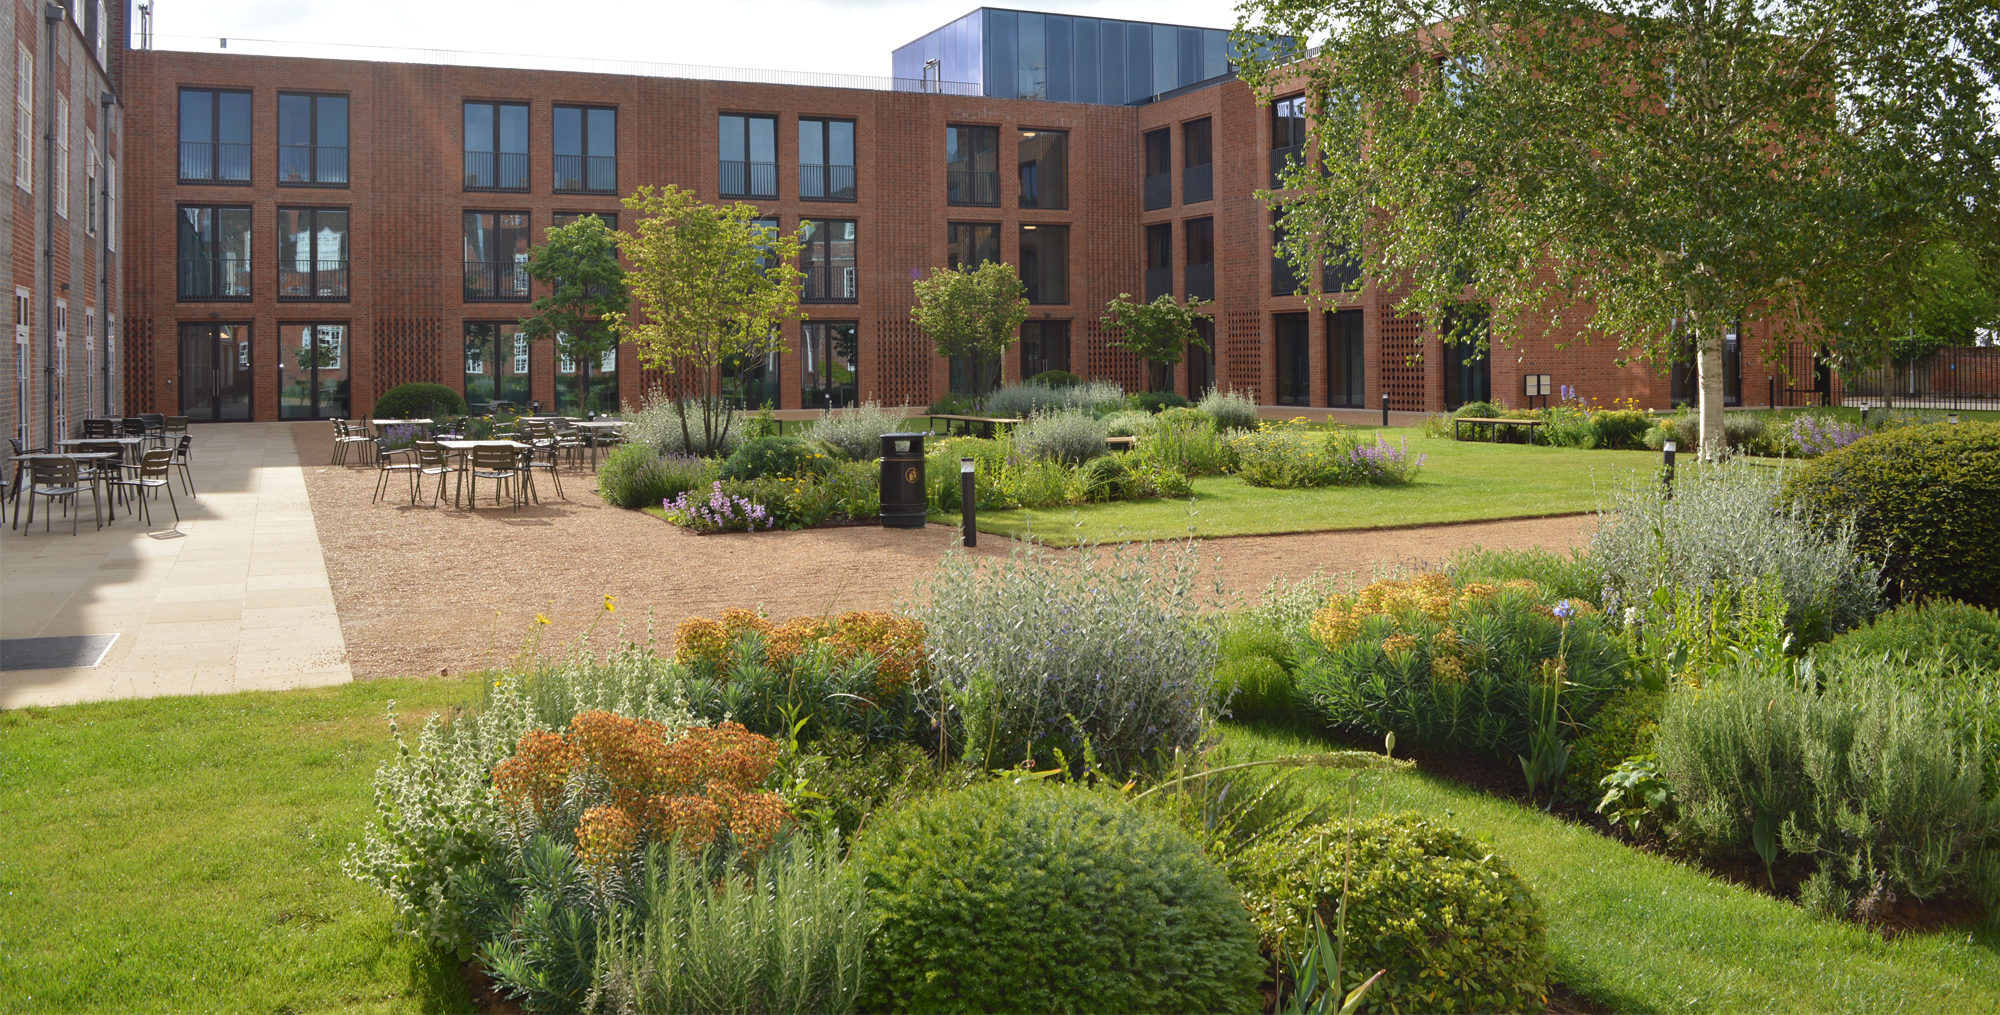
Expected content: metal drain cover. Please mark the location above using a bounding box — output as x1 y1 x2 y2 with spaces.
0 634 120 671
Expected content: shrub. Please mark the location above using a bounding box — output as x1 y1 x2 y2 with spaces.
1293 574 1630 759
984 380 1125 418
1013 409 1109 466
1818 600 2000 676
1346 435 1427 484
598 444 715 509
1784 423 2000 607
720 459 879 529
926 392 976 416
782 730 950 841
1591 409 1653 450
1077 453 1133 500
1197 387 1261 430
853 781 1264 1014
1445 547 1604 605
629 393 744 458
805 401 910 461
1237 813 1551 1014
922 540 1222 775
1562 687 1666 804
1027 369 1081 388
1233 423 1353 488
1540 406 1600 449
719 434 837 481
1778 413 1870 458
1100 409 1158 438
1725 413 1770 455
1137 411 1235 477
1128 390 1191 413
1642 408 1769 455
673 610 929 745
373 382 467 420
1594 457 1880 642
1213 614 1299 725
664 482 775 532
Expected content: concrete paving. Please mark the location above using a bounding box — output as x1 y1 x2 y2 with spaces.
1 423 351 708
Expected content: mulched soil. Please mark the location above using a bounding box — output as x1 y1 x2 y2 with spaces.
290 423 1597 681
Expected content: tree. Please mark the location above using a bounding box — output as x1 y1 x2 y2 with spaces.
1889 241 2000 364
1100 292 1214 391
1236 0 2000 455
519 214 629 416
910 261 1030 403
610 185 804 454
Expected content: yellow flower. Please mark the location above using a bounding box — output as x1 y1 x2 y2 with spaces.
603 595 617 613
535 613 551 625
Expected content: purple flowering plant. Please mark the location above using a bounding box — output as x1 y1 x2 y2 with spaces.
663 481 774 533
1782 414 1869 458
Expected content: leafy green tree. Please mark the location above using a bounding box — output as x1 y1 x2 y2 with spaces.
1236 0 2000 455
610 186 805 454
1100 293 1214 391
1889 241 2000 364
910 261 1030 403
520 214 629 416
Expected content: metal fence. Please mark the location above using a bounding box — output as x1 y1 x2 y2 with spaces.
1779 345 2000 411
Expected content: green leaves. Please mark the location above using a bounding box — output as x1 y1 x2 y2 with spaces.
1100 292 1213 369
910 261 1029 400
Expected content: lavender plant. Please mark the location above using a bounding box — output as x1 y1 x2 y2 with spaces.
664 481 774 532
804 400 910 461
1345 436 1426 484
1779 414 1869 458
1013 409 1111 466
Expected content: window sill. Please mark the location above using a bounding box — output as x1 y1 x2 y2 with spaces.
463 185 532 194
799 195 858 203
278 180 351 189
176 178 253 187
176 296 254 303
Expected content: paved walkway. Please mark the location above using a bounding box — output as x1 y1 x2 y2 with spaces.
0 424 350 708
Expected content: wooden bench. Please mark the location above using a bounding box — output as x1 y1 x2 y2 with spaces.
929 414 1024 438
1105 435 1138 450
1453 416 1545 444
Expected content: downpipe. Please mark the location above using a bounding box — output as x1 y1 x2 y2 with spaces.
41 4 61 447
98 90 112 415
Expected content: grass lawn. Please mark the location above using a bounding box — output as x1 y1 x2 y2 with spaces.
951 427 1659 545
1221 723 2000 1014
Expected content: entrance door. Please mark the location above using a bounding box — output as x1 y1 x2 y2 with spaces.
179 322 253 421
279 323 350 419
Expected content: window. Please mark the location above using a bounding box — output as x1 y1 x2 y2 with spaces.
750 216 780 271
1019 224 1068 305
1327 308 1364 407
177 205 253 300
279 93 348 186
13 289 28 446
946 125 999 206
106 158 116 251
801 219 857 303
278 323 350 419
1017 130 1067 210
554 105 616 194
719 113 777 199
798 117 856 201
1271 94 1307 188
1323 241 1361 294
1182 118 1212 204
1020 320 1071 378
1670 321 1744 407
950 352 1001 397
1184 217 1214 302
724 346 780 410
552 211 618 231
464 322 531 410
1275 312 1310 406
83 308 96 416
1144 223 1173 301
14 46 30 192
1442 305 1491 408
179 88 252 183
54 95 68 216
463 211 532 301
554 333 619 416
95 1 110 68
278 208 349 300
1142 127 1170 211
801 321 859 408
1271 210 1301 296
464 101 529 191
85 132 97 235
946 222 999 271
1186 317 1215 399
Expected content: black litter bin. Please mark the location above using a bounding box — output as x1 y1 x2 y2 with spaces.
879 432 927 529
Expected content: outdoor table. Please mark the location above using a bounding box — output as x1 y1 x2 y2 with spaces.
435 440 532 507
1450 416 1544 444
54 435 148 465
928 413 1023 438
367 418 434 438
516 415 579 425
9 451 121 530
571 420 632 467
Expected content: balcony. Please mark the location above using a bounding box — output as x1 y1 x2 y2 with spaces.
800 163 857 201
176 258 252 301
720 160 778 199
1143 171 1170 211
278 145 348 186
464 259 531 301
1183 163 1213 204
1185 263 1215 302
1270 144 1305 189
278 261 350 300
802 264 858 303
179 142 251 184
464 150 529 191
1144 267 1173 302
946 169 1000 207
554 154 618 194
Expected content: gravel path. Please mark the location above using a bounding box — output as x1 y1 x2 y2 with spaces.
292 424 1597 680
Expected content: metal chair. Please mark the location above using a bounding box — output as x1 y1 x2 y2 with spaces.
6 437 48 517
170 434 197 497
370 438 421 504
120 416 148 437
82 418 117 439
21 457 95 535
331 419 374 466
412 441 455 506
75 441 127 520
467 444 525 510
112 449 179 526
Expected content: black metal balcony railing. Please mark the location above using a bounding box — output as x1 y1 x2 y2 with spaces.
1144 266 1173 302
1270 144 1305 189
800 163 857 201
464 150 530 191
1143 171 1171 211
1183 163 1213 204
176 257 252 300
464 259 531 301
179 142 252 183
278 261 351 300
720 160 778 199
1185 263 1215 302
802 264 859 303
278 145 349 186
946 169 1000 206
554 154 618 194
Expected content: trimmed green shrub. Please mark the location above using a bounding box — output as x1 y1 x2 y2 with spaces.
1027 369 1082 388
1562 687 1666 804
1013 409 1109 466
596 444 716 509
1213 614 1299 725
373 382 466 419
1128 390 1191 413
1818 599 2000 675
1077 453 1133 500
1101 409 1158 438
719 435 837 481
1237 813 1551 1014
1784 423 2000 607
853 780 1264 1014
1197 388 1260 430
1591 409 1653 450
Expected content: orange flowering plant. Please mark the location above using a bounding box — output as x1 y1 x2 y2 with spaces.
670 608 934 744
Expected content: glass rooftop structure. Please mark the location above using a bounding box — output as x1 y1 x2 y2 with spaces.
892 7 1242 105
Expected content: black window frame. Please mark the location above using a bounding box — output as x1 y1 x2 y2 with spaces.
719 113 779 200
1272 210 1302 296
176 204 254 302
1145 222 1173 302
1020 319 1072 378
276 321 352 420
553 104 618 195
178 87 252 185
1019 223 1069 306
1327 308 1364 408
276 206 350 302
946 124 1001 207
277 91 349 188
1182 117 1213 204
462 210 533 302
1016 128 1068 211
1184 217 1215 302
801 320 860 409
1271 94 1308 188
801 218 859 304
946 222 1001 271
1275 311 1311 406
463 100 530 192
463 320 533 412
1142 127 1171 211
798 116 857 202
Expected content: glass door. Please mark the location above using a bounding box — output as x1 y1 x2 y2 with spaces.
180 322 253 421
279 323 350 419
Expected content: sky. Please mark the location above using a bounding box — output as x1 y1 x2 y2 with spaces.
146 1 1252 80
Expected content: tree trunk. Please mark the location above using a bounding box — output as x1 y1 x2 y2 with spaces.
1695 321 1727 459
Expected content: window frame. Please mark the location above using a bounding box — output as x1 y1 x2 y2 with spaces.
800 320 860 409
719 112 779 200
946 221 1001 271
462 210 533 303
276 321 352 420
1019 223 1069 306
276 206 351 302
463 320 532 411
553 103 618 195
277 91 349 188
945 124 1001 207
1016 128 1068 211
462 99 530 192
1020 319 1072 378
800 218 859 304
176 203 255 302
797 116 857 202
178 87 253 185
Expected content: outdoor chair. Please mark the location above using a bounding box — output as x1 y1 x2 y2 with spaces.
370 438 421 504
21 457 95 536
164 416 190 436
82 418 117 439
170 434 196 496
112 449 179 526
552 424 589 468
412 441 454 507
76 441 127 520
138 413 169 447
467 445 524 510
520 442 564 501
5 437 46 508
331 419 374 466
120 416 148 437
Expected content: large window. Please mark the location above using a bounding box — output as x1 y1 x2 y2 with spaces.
1145 223 1173 301
552 211 618 231
1017 129 1067 210
463 212 532 301
720 113 777 199
1183 118 1213 204
176 205 253 300
1020 320 1071 378
1442 305 1491 409
946 125 999 206
947 222 999 271
1186 317 1215 399
1184 217 1214 302
278 93 348 186
555 334 620 416
1328 308 1364 407
802 219 858 303
553 105 617 194
1275 312 1310 406
799 117 856 201
802 321 859 408
464 322 531 410
278 323 350 419
1019 224 1068 305
16 46 31 192
1271 94 1308 188
464 100 529 191
1272 210 1301 296
1142 127 1170 211
179 88 251 183
278 208 349 301
724 347 780 410
1323 242 1361 294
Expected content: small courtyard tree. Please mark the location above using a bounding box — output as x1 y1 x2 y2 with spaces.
519 214 628 416
1100 292 1214 392
911 261 1030 402
611 186 804 454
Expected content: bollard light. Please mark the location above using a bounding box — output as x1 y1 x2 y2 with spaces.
1662 439 1677 498
1381 392 1390 427
961 457 977 548
1949 413 1960 425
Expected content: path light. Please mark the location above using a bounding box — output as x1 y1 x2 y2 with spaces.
1381 392 1389 427
1949 413 1960 425
1662 438 1677 498
961 457 977 548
